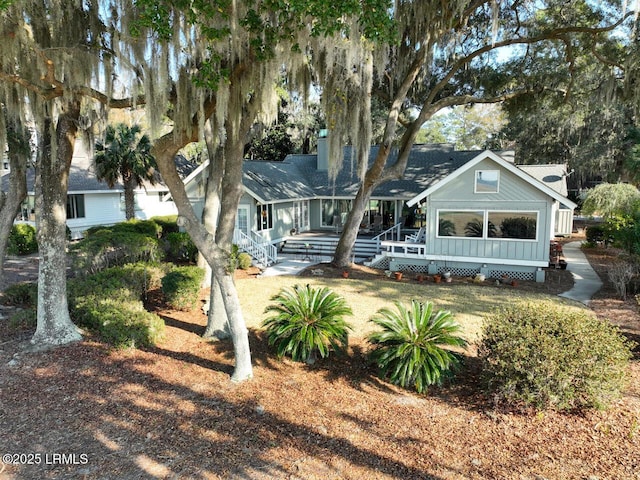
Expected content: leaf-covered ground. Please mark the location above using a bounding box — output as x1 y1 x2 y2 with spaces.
0 246 638 479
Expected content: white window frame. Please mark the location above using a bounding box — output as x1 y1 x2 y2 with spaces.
436 209 539 242
474 170 500 193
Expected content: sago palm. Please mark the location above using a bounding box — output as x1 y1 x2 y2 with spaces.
95 123 157 220
367 300 467 393
262 284 353 363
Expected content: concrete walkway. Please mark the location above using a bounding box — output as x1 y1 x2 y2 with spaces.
558 241 603 305
259 254 333 277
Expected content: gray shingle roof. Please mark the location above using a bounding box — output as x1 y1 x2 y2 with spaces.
245 143 486 201
1 147 197 194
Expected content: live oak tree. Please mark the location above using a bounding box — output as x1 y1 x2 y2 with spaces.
0 1 143 347
132 0 394 381
322 0 639 267
498 33 638 187
0 110 30 288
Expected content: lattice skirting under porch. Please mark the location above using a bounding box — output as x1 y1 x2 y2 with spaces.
391 262 535 281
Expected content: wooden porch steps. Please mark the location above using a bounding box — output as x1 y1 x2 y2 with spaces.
280 235 381 260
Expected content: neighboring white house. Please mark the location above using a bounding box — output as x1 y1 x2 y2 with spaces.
2 141 193 239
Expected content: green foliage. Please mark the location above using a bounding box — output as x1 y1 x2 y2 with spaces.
581 183 640 219
150 215 179 237
480 302 634 411
119 219 162 238
602 213 640 254
1 282 37 306
237 252 253 270
68 264 165 349
262 284 353 363
227 244 252 272
71 228 162 275
245 110 295 161
164 232 198 263
367 300 467 394
585 224 607 245
7 224 37 255
94 123 157 220
161 266 205 311
8 308 36 330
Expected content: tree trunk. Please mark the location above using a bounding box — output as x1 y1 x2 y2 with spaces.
123 174 136 220
0 117 29 288
198 119 222 287
332 186 373 268
151 113 253 382
214 261 252 382
202 143 230 339
31 101 82 348
210 127 253 381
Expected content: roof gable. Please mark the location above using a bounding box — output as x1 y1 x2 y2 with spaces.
406 150 577 209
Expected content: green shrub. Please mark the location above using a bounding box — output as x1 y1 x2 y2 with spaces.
70 230 162 275
68 264 166 348
7 224 38 255
226 245 253 271
85 219 162 239
8 308 37 330
2 282 37 306
262 284 353 363
111 219 162 238
150 215 179 237
367 300 467 394
237 252 253 270
479 301 634 411
161 266 204 311
585 224 607 245
164 232 198 263
72 295 164 348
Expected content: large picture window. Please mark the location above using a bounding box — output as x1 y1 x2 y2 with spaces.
437 210 538 240
488 211 537 239
256 203 273 231
437 211 484 237
475 170 499 193
66 194 85 219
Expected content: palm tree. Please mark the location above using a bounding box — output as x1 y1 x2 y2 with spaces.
262 284 353 364
367 300 467 393
94 123 157 220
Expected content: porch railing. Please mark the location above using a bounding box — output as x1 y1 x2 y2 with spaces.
233 229 278 266
370 222 403 254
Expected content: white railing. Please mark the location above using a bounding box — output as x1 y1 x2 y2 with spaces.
381 240 426 256
233 229 278 266
371 222 403 251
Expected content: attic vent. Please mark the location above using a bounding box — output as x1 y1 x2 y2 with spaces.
246 171 272 187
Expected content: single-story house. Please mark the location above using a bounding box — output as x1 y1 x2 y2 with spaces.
185 135 575 281
2 141 193 239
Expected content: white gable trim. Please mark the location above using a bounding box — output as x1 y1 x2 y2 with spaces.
180 158 268 204
406 150 578 209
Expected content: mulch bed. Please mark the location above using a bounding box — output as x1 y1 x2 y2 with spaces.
0 245 638 479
